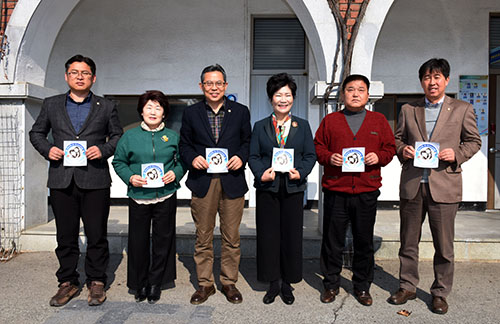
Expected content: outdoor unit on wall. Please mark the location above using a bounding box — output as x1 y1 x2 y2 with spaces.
309 81 384 104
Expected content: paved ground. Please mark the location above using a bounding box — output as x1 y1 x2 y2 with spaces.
1 252 499 323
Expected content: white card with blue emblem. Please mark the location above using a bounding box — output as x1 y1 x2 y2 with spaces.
141 163 164 188
414 141 440 168
63 140 87 166
206 148 229 173
272 148 294 172
342 147 365 172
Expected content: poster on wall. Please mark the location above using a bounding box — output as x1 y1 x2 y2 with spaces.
490 46 500 65
459 75 488 136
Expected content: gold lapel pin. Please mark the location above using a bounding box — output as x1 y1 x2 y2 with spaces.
292 121 298 128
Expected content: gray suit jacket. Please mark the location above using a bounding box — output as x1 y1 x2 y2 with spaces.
394 95 481 203
29 92 123 189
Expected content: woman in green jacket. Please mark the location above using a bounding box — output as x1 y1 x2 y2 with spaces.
112 90 186 304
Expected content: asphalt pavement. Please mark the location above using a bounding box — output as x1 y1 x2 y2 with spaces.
1 252 499 323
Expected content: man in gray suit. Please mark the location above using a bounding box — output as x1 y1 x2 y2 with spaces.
390 58 481 314
30 55 123 307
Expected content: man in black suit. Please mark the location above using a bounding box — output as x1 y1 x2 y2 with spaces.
180 64 251 305
30 54 122 307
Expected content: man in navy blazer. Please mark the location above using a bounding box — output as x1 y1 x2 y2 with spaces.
30 55 122 307
180 64 251 305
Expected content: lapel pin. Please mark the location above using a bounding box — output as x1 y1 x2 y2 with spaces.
161 135 169 142
292 121 298 128
228 109 231 113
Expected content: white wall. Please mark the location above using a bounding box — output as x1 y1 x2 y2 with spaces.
371 0 500 202
44 0 327 201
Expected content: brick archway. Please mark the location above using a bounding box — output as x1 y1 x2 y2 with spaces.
0 0 82 85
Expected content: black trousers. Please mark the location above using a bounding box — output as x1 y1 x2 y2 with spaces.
50 180 110 287
320 189 379 292
256 177 304 283
127 194 177 290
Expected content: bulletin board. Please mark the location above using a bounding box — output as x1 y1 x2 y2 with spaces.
459 75 488 136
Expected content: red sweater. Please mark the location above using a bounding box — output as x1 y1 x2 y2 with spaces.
314 110 396 194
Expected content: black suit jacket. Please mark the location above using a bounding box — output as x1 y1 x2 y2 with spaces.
179 98 251 199
29 92 123 189
248 115 317 193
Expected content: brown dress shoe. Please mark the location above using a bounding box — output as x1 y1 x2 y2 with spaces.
49 282 80 307
190 285 216 305
222 284 243 304
432 296 448 315
87 281 106 306
354 290 373 306
320 288 339 303
389 288 416 305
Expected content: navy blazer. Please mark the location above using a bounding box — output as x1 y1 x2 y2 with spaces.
248 115 316 193
29 92 123 190
179 98 251 199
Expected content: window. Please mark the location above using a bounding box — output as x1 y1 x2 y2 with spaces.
374 94 456 132
253 18 305 71
490 15 500 70
106 95 202 134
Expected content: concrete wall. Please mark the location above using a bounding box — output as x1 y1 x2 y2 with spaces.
13 0 497 204
44 0 325 201
371 0 500 202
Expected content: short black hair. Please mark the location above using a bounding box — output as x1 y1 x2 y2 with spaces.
200 64 227 83
266 73 297 100
137 90 170 120
341 74 370 92
65 54 96 75
418 58 450 81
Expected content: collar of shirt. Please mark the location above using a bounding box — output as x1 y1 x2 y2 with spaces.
342 108 366 116
67 91 92 104
204 97 226 115
141 121 165 132
425 96 445 108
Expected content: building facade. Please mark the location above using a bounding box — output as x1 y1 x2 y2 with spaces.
0 0 499 233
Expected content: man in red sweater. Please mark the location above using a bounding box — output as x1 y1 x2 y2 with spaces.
314 74 396 306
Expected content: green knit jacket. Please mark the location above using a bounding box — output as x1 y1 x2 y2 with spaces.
112 125 186 199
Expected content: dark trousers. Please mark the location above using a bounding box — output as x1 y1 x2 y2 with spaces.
255 178 304 283
320 189 379 292
399 183 458 297
50 180 110 287
127 194 177 290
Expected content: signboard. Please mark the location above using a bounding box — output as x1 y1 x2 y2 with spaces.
459 75 488 136
490 46 500 65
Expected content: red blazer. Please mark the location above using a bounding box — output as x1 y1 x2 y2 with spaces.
314 110 396 194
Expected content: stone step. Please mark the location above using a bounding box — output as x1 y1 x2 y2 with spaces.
20 207 500 261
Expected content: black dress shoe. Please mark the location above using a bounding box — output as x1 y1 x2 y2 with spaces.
134 287 147 302
263 290 279 304
281 283 295 305
147 285 161 304
281 292 295 305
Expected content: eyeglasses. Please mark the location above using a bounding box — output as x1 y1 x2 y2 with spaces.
202 81 226 89
67 70 93 78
